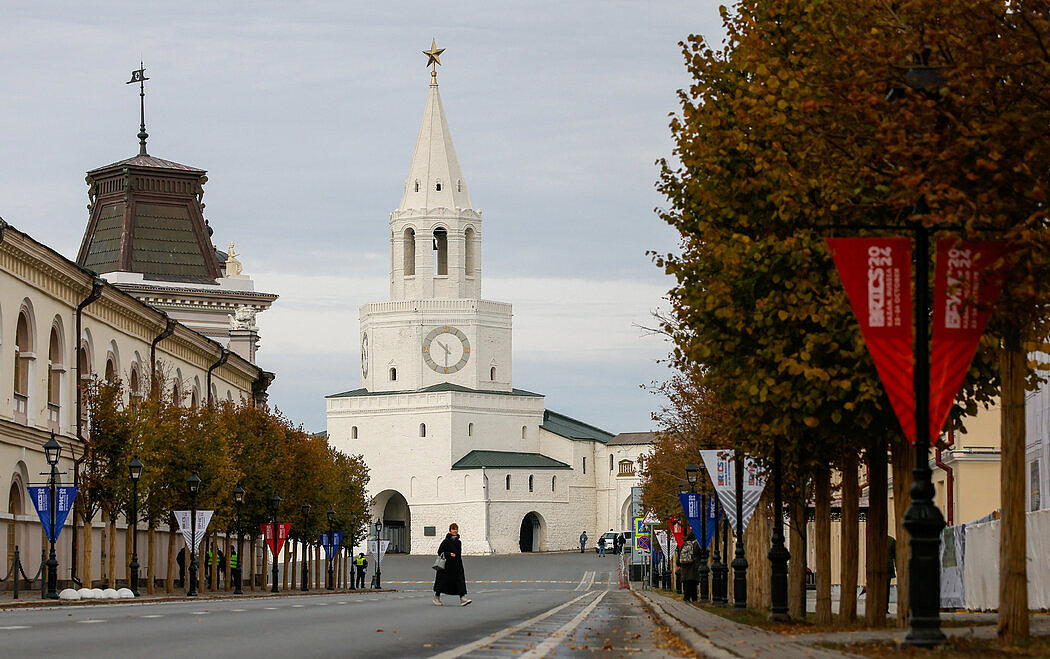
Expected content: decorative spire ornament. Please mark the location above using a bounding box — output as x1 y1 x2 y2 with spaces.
126 62 150 155
423 38 445 84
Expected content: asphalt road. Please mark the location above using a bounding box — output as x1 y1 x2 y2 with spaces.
0 551 686 658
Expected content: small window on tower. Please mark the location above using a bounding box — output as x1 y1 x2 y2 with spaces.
351 426 358 440
505 475 511 490
521 426 527 440
529 475 534 492
414 180 420 192
468 422 474 437
457 179 462 192
420 423 427 437
490 367 496 381
583 457 587 474
390 367 397 381
435 180 442 191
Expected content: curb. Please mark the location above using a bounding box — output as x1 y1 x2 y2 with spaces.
634 591 737 659
0 588 396 610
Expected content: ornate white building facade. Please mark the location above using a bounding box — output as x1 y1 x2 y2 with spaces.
326 62 652 555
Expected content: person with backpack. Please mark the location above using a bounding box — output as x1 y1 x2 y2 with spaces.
597 535 607 557
679 531 700 602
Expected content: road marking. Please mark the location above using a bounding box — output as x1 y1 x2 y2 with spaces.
264 607 279 610
429 591 594 659
316 603 328 606
231 609 247 612
140 615 164 619
291 604 305 608
0 625 30 630
190 611 209 615
574 570 595 592
77 620 105 624
520 590 607 658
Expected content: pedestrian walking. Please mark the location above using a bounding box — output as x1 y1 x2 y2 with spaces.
205 546 214 589
615 532 626 555
579 531 588 553
218 549 226 589
679 531 700 602
597 535 607 557
433 523 471 606
355 552 368 589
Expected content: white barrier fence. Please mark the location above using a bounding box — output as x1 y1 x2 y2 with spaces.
946 507 1050 610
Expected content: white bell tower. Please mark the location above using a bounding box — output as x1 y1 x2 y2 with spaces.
359 45 512 394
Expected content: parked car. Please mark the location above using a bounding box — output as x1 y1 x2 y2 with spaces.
595 530 633 553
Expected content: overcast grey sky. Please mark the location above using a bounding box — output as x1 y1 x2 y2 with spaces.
2 1 726 434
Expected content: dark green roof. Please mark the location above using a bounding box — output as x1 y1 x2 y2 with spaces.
451 450 572 470
326 382 543 398
541 409 614 444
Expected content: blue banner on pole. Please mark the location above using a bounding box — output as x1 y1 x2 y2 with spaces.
27 485 78 542
320 531 344 560
678 492 720 549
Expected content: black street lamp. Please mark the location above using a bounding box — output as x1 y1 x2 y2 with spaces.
768 442 790 621
301 503 311 591
187 472 201 597
711 497 729 605
270 493 281 593
373 518 383 589
731 454 748 608
233 483 245 595
687 463 711 603
326 508 336 591
128 456 143 596
43 433 61 599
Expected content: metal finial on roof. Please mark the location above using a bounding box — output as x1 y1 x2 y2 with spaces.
423 38 445 84
126 63 150 156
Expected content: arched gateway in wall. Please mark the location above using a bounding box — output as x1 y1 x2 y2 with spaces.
518 511 545 552
373 490 410 554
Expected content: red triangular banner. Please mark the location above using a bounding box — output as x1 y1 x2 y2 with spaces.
929 240 1008 441
827 238 915 444
261 522 293 557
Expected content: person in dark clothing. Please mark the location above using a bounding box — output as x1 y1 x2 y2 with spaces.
218 549 226 589
355 553 368 589
679 531 700 602
176 547 186 588
433 523 471 606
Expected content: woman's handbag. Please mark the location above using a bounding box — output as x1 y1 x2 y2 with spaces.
433 553 446 570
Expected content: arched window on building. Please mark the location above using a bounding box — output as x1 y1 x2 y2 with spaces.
467 422 474 437
583 457 587 474
390 367 397 382
419 423 426 437
528 475 534 492
47 325 62 429
490 366 496 381
552 476 556 492
521 425 527 440
433 227 448 276
610 454 614 471
403 228 416 276
414 180 420 192
105 358 116 383
14 310 33 422
351 426 358 440
505 475 511 491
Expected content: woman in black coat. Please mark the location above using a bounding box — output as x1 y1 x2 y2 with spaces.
434 523 471 606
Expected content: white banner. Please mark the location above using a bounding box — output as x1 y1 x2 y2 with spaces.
654 529 669 557
699 450 766 535
367 539 390 565
174 510 214 552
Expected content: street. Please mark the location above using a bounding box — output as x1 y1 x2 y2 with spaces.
0 552 687 658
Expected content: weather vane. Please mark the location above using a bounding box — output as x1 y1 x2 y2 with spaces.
423 38 445 83
126 62 150 156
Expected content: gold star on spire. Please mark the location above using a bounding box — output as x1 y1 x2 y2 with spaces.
423 38 445 82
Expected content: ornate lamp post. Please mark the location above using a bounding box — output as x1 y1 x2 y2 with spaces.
233 483 245 595
711 497 729 605
300 503 311 591
128 456 143 596
43 434 61 599
326 508 336 591
731 454 748 608
270 493 281 593
768 443 790 620
373 518 383 589
688 462 711 603
187 472 201 597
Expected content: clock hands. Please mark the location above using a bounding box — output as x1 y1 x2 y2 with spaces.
437 341 451 366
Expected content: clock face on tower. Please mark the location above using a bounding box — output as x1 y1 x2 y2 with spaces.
422 325 470 374
361 333 368 377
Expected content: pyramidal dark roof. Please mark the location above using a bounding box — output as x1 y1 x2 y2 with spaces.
77 151 221 283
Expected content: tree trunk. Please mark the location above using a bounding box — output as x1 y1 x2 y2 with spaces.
262 536 269 590
211 532 219 592
891 435 915 628
839 451 860 623
107 515 117 588
147 521 155 594
166 523 176 594
815 467 832 624
865 436 889 627
282 539 290 590
746 487 772 609
125 514 133 587
82 515 93 588
290 541 297 589
250 536 257 592
225 533 232 592
788 489 807 619
999 326 1029 643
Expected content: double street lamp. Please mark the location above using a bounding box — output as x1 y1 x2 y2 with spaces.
732 455 748 609
187 472 201 596
301 504 311 591
270 493 281 593
233 483 245 595
326 508 336 591
128 457 143 596
43 434 61 599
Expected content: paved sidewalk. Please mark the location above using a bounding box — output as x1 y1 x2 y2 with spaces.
0 586 387 609
636 590 851 658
